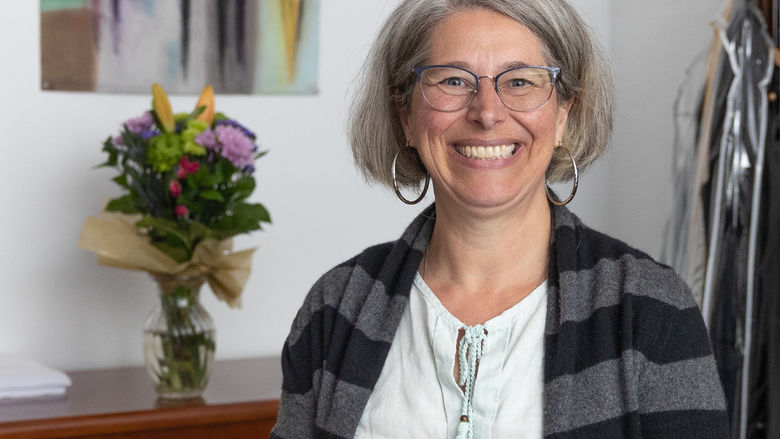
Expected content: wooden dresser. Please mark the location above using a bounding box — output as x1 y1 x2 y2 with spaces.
0 357 281 438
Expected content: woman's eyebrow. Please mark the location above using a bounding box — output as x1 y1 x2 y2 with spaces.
501 61 533 69
435 60 534 72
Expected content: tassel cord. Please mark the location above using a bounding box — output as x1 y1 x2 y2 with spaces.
456 324 486 439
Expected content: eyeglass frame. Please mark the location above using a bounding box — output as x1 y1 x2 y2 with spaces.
411 64 561 113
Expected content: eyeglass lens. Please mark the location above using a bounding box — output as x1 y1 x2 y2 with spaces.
418 66 555 112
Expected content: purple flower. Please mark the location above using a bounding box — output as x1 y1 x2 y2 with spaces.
215 119 256 140
195 129 219 150
112 135 124 146
140 129 160 140
124 112 155 134
214 125 255 169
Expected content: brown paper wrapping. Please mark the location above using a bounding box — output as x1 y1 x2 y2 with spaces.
78 212 254 308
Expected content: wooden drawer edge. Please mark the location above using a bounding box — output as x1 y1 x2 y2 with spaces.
0 399 279 438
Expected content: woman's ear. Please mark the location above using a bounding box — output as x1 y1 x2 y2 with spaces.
397 102 412 143
555 100 573 144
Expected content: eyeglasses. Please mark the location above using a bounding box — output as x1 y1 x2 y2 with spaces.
412 65 560 112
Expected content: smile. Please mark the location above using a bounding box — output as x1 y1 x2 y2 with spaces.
454 143 519 160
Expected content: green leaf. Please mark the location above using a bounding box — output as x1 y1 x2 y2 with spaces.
194 166 222 187
101 139 119 167
151 241 190 263
190 105 205 119
232 176 255 199
189 220 212 240
186 173 199 190
236 202 272 224
198 190 224 202
136 216 192 250
254 150 269 159
106 195 139 214
202 173 223 187
112 174 129 188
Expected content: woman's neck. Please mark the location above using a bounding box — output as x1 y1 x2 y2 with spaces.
421 188 552 324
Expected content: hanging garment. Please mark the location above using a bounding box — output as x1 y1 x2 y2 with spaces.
662 50 712 306
747 113 780 439
747 1 780 437
662 51 707 303
700 3 774 438
663 3 735 307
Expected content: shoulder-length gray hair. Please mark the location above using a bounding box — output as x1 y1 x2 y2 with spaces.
348 0 614 188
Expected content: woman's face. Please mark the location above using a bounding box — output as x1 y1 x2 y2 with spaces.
400 8 570 214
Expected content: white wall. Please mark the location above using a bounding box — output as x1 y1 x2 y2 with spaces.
0 0 717 371
608 0 725 255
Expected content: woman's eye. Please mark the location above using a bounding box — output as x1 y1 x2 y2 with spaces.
443 77 467 87
510 78 531 87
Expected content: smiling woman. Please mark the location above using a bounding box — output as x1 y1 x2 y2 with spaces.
270 1 729 438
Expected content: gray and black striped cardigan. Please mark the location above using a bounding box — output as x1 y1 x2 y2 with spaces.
271 204 728 438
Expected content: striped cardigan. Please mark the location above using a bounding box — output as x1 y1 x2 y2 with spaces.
271 204 728 438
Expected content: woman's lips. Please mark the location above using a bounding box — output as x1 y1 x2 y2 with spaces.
453 143 520 160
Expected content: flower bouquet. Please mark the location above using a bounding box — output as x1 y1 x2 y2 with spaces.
79 84 270 398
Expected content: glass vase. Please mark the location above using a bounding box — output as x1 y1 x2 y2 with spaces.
143 274 216 399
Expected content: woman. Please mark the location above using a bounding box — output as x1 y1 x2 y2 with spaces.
271 0 728 438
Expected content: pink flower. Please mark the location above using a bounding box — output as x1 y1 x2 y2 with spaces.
169 180 182 197
175 205 189 217
177 157 199 179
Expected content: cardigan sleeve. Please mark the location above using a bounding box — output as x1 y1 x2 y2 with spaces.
634 282 730 438
269 255 371 439
270 267 338 439
269 299 321 439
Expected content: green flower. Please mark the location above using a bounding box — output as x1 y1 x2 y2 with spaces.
187 119 209 133
147 133 184 172
182 120 209 156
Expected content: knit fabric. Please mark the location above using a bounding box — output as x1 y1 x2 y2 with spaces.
270 204 728 438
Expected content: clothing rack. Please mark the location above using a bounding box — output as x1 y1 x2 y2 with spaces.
663 0 780 437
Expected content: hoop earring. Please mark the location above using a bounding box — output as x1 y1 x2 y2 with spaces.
545 145 579 206
392 145 430 205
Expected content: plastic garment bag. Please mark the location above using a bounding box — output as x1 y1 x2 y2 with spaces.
699 3 774 438
662 50 714 307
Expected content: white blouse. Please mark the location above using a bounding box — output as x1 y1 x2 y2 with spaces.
354 273 547 439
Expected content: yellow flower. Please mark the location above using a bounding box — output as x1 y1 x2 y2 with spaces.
194 85 215 125
152 84 176 133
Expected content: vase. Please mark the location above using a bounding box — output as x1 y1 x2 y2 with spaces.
143 274 216 399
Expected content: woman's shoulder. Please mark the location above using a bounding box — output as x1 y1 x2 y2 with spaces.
283 241 399 345
297 238 414 325
303 241 395 304
554 206 696 310
553 208 714 365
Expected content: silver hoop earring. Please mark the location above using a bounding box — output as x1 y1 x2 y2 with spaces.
392 145 430 205
545 145 579 206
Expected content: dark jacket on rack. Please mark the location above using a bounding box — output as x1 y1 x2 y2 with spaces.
270 204 729 438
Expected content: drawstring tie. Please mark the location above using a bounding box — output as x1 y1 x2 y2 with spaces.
456 324 486 439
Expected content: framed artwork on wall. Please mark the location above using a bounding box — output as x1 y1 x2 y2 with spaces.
40 0 319 94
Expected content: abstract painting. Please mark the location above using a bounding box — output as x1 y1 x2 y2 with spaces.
40 0 319 94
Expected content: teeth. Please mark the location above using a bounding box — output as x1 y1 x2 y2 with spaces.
456 144 517 160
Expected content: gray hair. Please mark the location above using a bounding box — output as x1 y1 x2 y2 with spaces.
348 0 615 188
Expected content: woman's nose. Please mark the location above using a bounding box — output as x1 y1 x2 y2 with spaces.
466 78 507 129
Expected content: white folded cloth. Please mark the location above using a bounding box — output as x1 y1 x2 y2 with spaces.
0 352 71 399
